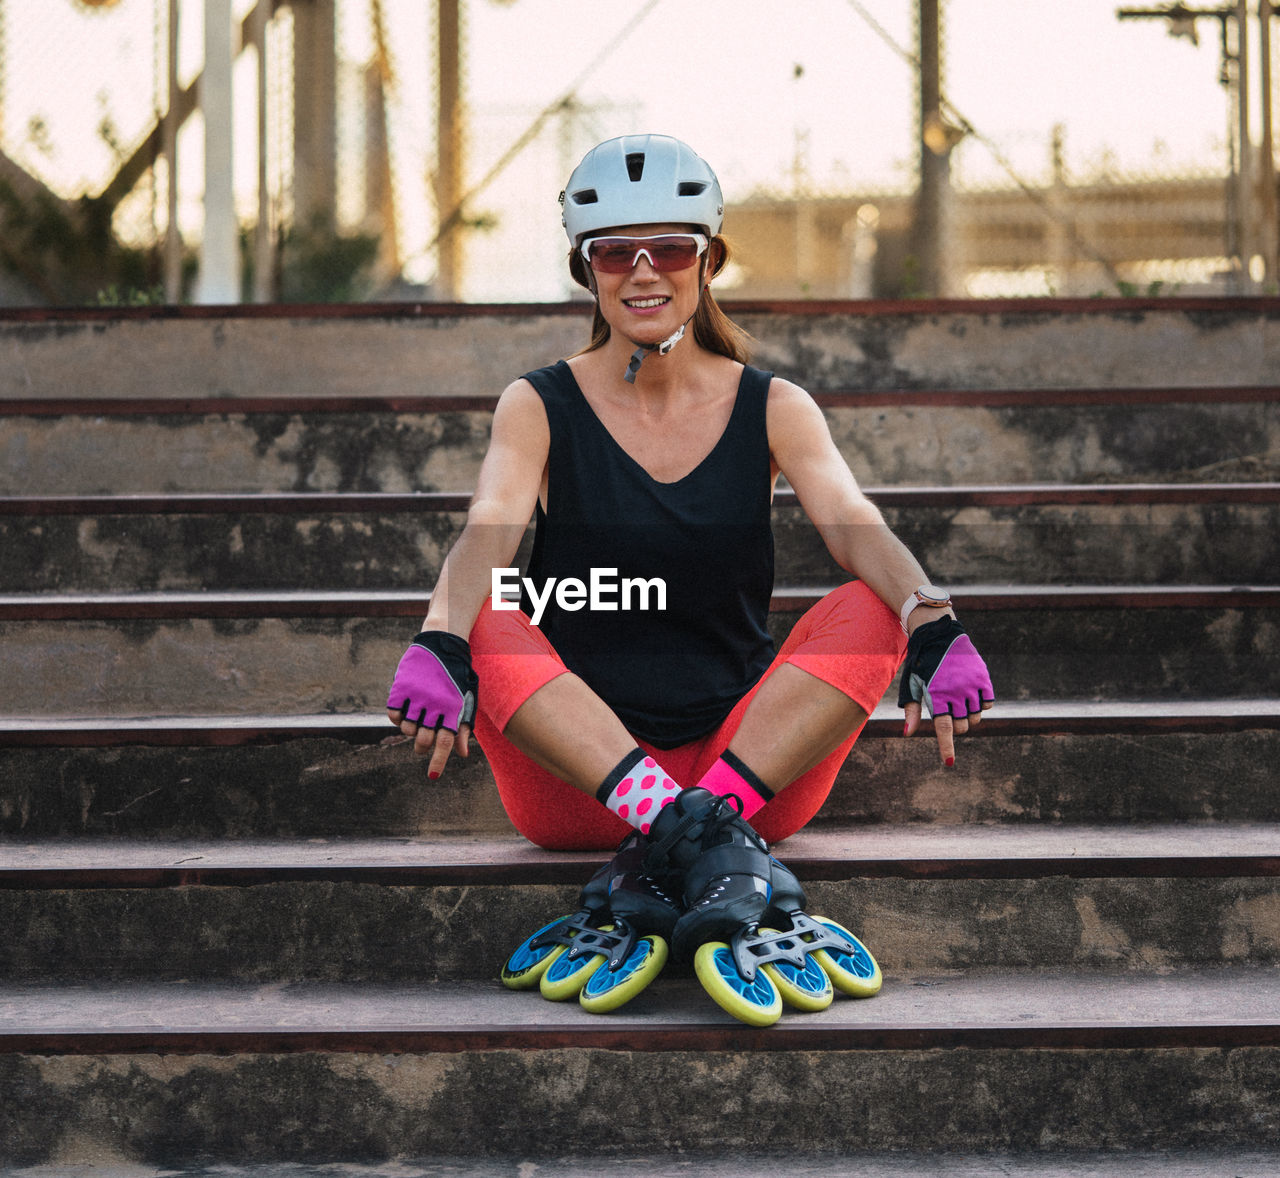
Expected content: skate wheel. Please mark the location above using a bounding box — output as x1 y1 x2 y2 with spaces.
694 941 784 1027
500 915 575 990
756 928 835 1012
808 916 883 998
538 923 614 1001
579 934 668 1014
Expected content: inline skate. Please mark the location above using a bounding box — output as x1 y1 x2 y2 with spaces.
500 830 682 1013
645 787 882 1026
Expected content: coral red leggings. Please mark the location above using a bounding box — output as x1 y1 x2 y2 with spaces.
468 580 905 851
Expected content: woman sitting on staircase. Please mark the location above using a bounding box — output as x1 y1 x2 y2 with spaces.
385 134 993 1015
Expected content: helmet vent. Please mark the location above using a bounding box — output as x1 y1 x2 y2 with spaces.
677 181 708 196
625 152 646 181
570 188 598 205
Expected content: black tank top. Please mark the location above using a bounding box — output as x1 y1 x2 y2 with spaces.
520 360 775 747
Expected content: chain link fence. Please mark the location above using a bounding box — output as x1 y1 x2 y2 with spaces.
0 0 1273 306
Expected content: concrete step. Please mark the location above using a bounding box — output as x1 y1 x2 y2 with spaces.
5 299 1278 398
6 485 1277 591
0 587 1275 716
1 970 1278 1162
4 390 1277 494
1 826 1277 982
5 969 1278 1051
7 1155 1280 1178
2 702 1278 839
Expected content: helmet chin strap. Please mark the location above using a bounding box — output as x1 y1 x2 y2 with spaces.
584 255 710 384
622 311 695 384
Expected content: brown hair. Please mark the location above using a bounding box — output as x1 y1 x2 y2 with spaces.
568 235 754 364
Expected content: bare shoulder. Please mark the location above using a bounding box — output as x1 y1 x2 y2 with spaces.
495 376 544 413
766 374 825 415
492 378 549 438
765 374 812 406
766 375 830 446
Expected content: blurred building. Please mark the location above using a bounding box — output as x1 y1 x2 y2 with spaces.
726 170 1236 300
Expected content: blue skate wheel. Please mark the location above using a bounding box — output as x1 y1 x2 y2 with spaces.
694 941 784 1027
807 916 883 998
539 923 614 1001
500 915 575 990
579 934 669 1014
756 928 835 1012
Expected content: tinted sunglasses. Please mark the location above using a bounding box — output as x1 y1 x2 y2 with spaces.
580 233 708 274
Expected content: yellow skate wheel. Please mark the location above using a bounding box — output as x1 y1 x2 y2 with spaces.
756 928 835 1012
538 923 614 1001
500 915 574 990
807 916 883 998
579 934 668 1014
694 941 783 1027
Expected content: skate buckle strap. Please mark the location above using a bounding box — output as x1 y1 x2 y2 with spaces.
683 841 772 903
642 799 715 871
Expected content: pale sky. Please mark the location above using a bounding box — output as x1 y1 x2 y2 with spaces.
0 0 1257 299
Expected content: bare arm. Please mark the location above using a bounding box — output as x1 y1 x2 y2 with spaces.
767 378 947 628
388 378 549 770
420 378 549 637
767 378 991 763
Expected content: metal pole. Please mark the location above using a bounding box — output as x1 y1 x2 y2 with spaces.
916 0 947 294
253 0 273 302
292 0 337 236
199 0 239 303
435 0 464 300
915 0 949 297
163 0 182 302
1237 0 1253 288
0 1 7 152
1261 0 1278 285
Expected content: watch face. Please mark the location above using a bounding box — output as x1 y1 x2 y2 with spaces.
918 585 950 605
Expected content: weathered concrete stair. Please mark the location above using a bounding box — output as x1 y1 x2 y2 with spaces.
5 484 1278 590
0 585 1275 716
4 702 1279 839
3 823 1280 1159
4 386 1278 496
2 298 1278 1170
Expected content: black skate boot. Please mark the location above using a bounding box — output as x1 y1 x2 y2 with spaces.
501 831 682 1013
643 787 774 960
646 792 882 1026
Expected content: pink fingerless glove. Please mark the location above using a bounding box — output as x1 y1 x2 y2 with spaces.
897 616 994 720
387 631 478 733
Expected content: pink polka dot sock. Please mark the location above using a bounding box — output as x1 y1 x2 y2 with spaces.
694 749 774 821
596 748 683 835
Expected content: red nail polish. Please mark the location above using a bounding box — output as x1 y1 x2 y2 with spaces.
428 770 440 780
945 756 955 768
903 723 910 737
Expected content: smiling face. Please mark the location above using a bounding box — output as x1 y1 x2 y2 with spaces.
585 223 708 349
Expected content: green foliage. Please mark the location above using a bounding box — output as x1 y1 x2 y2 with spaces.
278 216 380 304
1094 279 1180 298
95 283 165 306
0 176 154 303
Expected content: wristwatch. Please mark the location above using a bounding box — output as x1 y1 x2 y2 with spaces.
900 584 953 631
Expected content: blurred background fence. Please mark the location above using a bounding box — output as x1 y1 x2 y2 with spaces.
0 0 1276 307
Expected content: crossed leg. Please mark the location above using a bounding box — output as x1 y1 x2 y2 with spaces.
469 580 905 850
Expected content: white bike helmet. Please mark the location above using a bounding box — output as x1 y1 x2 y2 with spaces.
561 134 724 244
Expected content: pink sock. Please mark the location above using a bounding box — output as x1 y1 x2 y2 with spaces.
597 749 682 835
695 750 774 821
